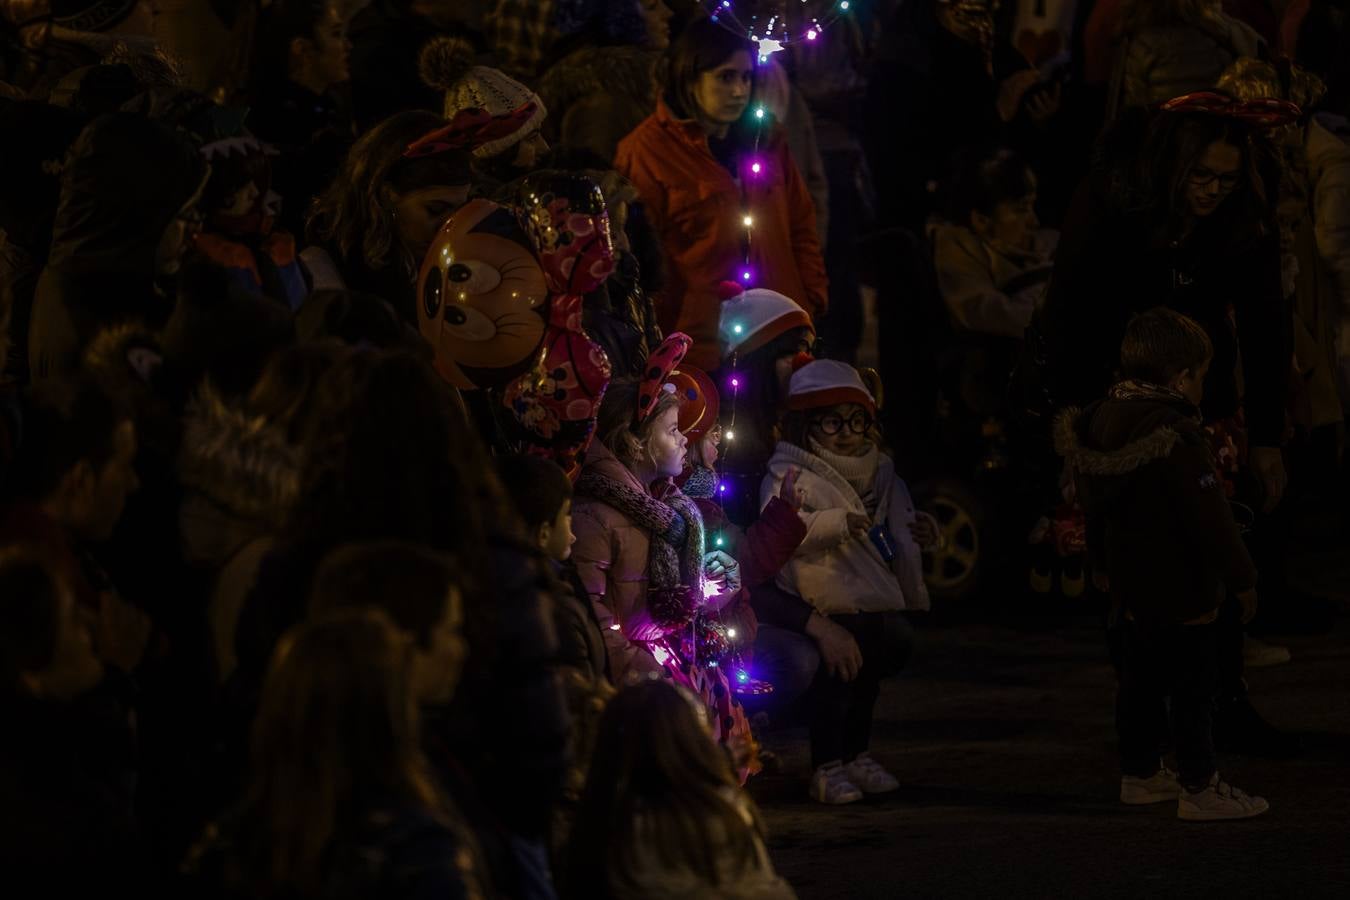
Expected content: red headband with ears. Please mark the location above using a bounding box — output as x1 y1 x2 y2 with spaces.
1159 92 1301 128
636 333 692 424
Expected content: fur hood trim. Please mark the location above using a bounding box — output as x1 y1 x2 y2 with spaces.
1053 407 1183 477
179 386 300 522
539 45 660 112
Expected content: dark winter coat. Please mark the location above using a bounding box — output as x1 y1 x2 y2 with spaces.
245 80 356 239
183 801 485 900
1055 393 1258 625
1042 178 1290 447
28 113 207 381
0 676 147 894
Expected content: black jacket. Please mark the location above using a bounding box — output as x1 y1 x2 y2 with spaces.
1056 391 1258 625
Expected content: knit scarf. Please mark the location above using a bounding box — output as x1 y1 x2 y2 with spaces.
575 469 707 630
1110 379 1197 414
809 439 881 514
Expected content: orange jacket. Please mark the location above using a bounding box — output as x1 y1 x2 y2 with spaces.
615 100 828 371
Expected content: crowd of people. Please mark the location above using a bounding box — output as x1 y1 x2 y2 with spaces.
2 0 1349 896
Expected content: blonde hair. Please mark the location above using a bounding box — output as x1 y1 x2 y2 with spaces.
596 379 682 470
1217 58 1326 111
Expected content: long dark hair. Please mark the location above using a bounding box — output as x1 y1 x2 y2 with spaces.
716 326 812 473
306 111 473 272
234 608 445 895
565 680 766 896
663 16 757 121
1118 107 1271 244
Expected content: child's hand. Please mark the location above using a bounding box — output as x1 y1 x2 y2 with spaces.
779 467 803 510
703 550 742 595
908 512 942 551
845 512 871 540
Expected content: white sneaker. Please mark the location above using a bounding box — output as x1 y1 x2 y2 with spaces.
1177 774 1269 821
844 753 900 794
1243 637 1292 668
810 761 864 805
1120 767 1181 805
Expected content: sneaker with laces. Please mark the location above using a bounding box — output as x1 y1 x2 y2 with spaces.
844 753 900 794
810 761 864 805
1120 767 1181 805
1177 774 1269 821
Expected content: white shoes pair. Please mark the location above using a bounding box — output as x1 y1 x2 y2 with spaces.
1121 767 1269 821
810 754 899 805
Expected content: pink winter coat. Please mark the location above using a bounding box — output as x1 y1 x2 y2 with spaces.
572 442 673 680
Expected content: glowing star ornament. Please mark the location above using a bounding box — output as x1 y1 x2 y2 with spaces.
756 37 784 61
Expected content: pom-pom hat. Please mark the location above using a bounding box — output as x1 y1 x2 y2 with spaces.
419 36 547 159
786 359 876 416
717 282 814 359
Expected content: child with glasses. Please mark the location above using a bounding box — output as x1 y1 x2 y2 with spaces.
761 360 939 804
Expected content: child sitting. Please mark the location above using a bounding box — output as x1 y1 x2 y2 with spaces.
571 335 758 779
565 679 796 899
193 136 307 311
1056 307 1268 821
762 360 935 805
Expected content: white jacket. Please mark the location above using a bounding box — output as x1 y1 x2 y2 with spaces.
761 441 930 616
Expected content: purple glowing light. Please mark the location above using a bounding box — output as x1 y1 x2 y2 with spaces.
807 29 818 40
741 269 753 282
731 377 740 388
718 483 727 494
750 161 762 174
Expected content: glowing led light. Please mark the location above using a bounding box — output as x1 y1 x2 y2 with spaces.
841 0 850 9
725 430 736 441
736 670 749 683
715 536 725 547
743 215 754 227
731 377 740 388
741 269 752 282
727 628 738 639
718 483 727 494
609 623 621 631
807 29 818 40
732 323 744 334
751 162 762 174
755 107 765 120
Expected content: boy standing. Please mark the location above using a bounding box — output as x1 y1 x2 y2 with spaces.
1057 308 1269 821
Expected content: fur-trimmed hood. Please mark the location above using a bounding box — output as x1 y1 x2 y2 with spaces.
1054 405 1185 477
178 385 300 555
538 44 661 118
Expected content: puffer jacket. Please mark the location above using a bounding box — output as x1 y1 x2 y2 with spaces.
1055 392 1257 625
571 442 677 679
1119 16 1263 110
761 441 929 617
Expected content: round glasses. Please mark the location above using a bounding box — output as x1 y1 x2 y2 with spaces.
1187 166 1242 192
811 411 873 436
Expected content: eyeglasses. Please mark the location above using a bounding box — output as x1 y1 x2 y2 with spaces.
811 411 873 435
1187 167 1243 191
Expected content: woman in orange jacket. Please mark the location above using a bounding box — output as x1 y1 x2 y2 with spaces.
615 17 828 372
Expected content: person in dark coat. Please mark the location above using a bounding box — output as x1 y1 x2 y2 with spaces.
1056 307 1270 821
27 112 208 382
245 0 357 239
0 545 149 895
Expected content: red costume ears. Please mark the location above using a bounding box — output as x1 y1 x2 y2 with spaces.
636 332 693 424
1159 92 1301 128
404 101 540 158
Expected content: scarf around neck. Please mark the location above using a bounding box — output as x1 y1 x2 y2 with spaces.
1110 379 1198 416
575 467 707 630
809 439 881 513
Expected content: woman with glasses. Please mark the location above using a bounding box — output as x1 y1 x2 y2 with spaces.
761 360 938 805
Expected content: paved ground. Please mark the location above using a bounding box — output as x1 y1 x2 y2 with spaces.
751 569 1350 898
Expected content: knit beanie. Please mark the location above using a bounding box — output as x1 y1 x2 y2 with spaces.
717 282 813 359
419 36 548 160
669 365 719 439
51 0 138 32
787 359 876 415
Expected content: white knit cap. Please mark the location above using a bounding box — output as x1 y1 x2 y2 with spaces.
420 37 548 160
787 359 876 414
718 286 814 359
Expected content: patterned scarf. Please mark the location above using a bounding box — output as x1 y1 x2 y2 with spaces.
575 469 707 630
680 464 719 501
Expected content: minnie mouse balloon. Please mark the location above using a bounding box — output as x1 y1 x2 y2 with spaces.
502 172 618 476
417 198 550 390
